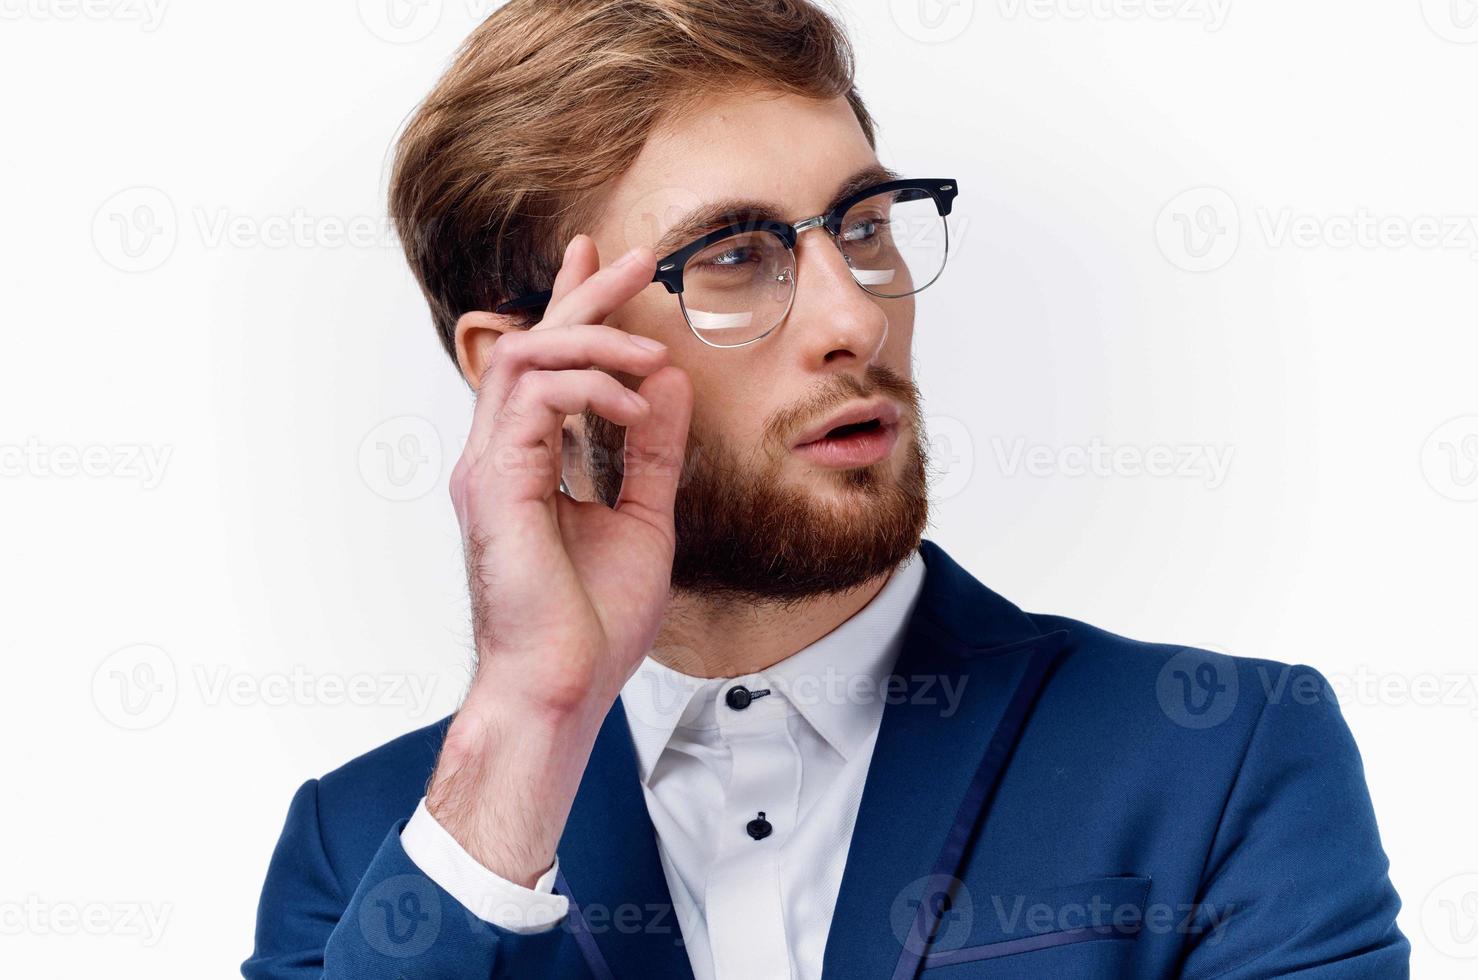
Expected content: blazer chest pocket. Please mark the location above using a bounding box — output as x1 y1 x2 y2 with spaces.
918 874 1152 979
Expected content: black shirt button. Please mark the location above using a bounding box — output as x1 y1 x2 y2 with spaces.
725 686 752 710
746 812 772 840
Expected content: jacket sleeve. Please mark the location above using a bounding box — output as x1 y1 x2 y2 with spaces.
1178 665 1409 978
242 779 577 978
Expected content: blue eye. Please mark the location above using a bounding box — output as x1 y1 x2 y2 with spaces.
842 216 888 244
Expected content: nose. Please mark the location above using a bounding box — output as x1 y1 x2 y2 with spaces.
785 228 891 368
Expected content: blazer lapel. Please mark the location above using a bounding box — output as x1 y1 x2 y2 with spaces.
821 540 1071 980
556 698 695 980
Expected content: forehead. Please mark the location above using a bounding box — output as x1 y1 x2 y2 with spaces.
595 89 881 253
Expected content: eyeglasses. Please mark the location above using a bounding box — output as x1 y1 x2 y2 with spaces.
495 177 959 349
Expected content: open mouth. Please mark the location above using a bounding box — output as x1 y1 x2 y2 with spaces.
792 407 900 468
820 417 885 441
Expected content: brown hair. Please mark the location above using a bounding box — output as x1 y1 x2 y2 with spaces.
387 0 876 366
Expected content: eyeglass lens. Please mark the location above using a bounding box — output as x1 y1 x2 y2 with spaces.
677 188 948 348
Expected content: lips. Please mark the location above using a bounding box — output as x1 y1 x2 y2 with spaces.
792 398 903 448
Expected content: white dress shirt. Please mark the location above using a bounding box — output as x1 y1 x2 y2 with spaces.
402 549 927 980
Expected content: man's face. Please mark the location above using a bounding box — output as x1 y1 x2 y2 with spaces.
576 88 929 602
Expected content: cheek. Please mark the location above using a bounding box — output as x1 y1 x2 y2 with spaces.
879 300 916 371
618 284 691 347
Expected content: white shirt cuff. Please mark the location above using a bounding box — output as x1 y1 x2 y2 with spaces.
400 795 569 934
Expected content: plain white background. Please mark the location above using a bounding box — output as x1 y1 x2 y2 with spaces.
2 0 1475 975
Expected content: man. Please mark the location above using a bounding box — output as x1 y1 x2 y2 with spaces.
244 1 1408 977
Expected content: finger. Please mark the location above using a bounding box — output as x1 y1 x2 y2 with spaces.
539 243 657 332
540 234 600 325
614 365 694 535
484 369 652 501
465 323 669 456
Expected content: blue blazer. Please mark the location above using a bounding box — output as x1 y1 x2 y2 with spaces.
244 540 1408 978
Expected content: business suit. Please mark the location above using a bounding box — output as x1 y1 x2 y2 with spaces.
244 539 1408 978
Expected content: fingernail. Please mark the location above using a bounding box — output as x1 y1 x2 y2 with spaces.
626 390 650 412
613 247 642 268
564 236 580 259
628 334 666 351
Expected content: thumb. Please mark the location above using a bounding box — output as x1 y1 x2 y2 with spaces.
613 365 693 534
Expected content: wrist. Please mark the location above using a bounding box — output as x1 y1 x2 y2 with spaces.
427 696 606 886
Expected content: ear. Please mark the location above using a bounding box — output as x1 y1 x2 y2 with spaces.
453 310 521 388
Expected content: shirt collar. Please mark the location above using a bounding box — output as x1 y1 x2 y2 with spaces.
620 548 927 784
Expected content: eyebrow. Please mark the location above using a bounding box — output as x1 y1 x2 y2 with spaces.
651 163 903 257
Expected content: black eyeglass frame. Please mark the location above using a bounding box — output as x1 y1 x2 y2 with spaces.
492 177 959 330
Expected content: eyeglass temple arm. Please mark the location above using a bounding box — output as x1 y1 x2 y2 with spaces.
493 290 554 315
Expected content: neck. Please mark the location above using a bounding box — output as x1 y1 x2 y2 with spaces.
651 570 894 679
